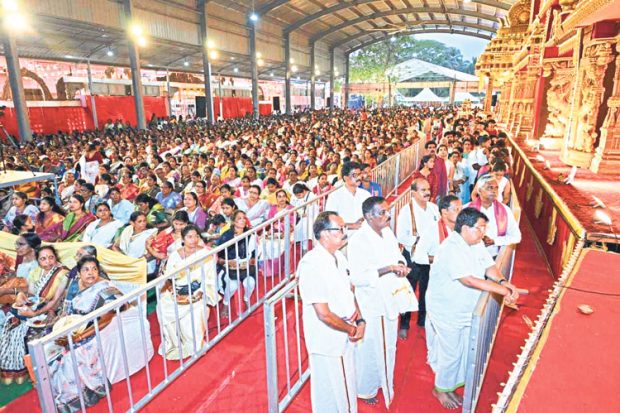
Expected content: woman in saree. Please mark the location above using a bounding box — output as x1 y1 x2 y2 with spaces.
216 211 257 317
82 203 125 248
194 180 218 211
146 211 189 270
113 212 158 276
2 191 39 233
180 192 207 231
157 225 217 360
312 173 333 209
261 190 296 278
235 185 269 227
207 184 232 216
0 233 42 306
135 193 169 230
0 246 69 384
35 197 66 241
46 195 96 242
49 256 124 413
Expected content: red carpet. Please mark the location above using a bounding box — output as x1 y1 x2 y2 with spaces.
512 249 620 412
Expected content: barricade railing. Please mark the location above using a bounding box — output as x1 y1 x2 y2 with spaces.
28 134 424 412
264 280 308 413
462 189 522 413
372 137 425 198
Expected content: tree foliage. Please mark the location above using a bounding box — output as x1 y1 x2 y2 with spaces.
349 36 477 83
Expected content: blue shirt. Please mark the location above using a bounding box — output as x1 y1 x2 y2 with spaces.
108 199 135 224
156 191 182 210
360 181 382 197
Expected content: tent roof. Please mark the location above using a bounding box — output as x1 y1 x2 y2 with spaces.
0 170 55 189
412 88 442 102
389 58 479 83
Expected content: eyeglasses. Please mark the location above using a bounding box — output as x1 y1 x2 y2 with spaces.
472 225 487 233
348 173 360 179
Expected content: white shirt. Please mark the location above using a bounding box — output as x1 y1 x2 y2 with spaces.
348 222 406 320
395 199 440 254
298 243 357 357
415 220 453 265
467 201 521 256
468 148 488 184
324 185 371 224
426 232 495 326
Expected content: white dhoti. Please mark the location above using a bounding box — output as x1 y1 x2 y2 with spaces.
309 342 358 413
355 315 398 408
425 313 470 392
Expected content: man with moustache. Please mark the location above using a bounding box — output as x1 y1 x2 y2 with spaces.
426 207 519 409
325 162 371 231
416 195 463 266
348 197 411 407
298 211 365 413
396 178 440 338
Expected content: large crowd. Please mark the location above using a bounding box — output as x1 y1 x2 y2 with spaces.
0 106 520 412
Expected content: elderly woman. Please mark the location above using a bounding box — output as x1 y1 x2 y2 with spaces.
35 197 66 241
157 225 217 360
0 246 69 384
46 195 96 242
2 191 39 233
49 256 124 412
114 212 158 276
217 210 257 317
82 202 125 248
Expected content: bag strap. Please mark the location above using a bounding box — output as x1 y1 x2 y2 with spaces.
409 201 418 238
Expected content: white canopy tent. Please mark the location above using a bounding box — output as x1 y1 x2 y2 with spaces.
411 88 443 102
452 92 481 103
0 170 55 189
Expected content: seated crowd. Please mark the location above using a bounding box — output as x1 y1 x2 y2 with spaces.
0 106 512 411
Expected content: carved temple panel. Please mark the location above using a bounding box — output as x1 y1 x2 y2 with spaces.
540 60 576 149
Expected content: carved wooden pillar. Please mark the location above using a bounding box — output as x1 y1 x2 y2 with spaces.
591 39 620 174
539 60 575 149
484 74 494 112
516 66 540 139
561 41 614 167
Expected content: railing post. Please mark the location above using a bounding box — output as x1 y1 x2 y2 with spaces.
28 341 55 413
393 154 401 196
284 214 291 279
264 301 279 413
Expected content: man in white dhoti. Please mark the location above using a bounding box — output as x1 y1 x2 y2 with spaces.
466 175 521 259
298 211 366 413
348 197 412 407
426 207 519 409
325 162 371 231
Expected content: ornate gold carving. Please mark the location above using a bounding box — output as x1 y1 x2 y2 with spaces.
526 175 534 201
547 208 558 245
542 60 575 142
534 188 544 218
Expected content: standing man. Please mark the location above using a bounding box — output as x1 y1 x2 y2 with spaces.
467 175 521 259
416 195 463 267
426 207 519 409
298 211 366 413
348 197 411 407
325 162 371 231
396 177 440 336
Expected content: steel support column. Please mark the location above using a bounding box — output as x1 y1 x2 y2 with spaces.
86 60 99 129
329 48 335 111
344 53 350 110
284 33 292 115
166 68 172 116
123 0 146 129
248 23 260 119
310 42 316 111
198 0 214 123
2 35 31 141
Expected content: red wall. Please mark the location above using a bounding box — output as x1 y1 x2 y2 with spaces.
2 105 94 137
85 96 168 128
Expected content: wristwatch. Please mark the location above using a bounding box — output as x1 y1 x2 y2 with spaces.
355 318 366 326
498 279 506 286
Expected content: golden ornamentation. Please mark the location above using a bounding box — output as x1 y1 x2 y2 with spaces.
534 188 544 218
561 233 576 268
542 60 575 141
526 175 534 201
547 208 558 245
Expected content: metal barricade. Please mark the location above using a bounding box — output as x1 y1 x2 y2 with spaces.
27 138 422 412
264 280 308 413
462 189 522 413
371 137 425 199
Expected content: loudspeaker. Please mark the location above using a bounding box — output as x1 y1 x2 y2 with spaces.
272 96 280 112
491 94 498 107
327 96 332 108
195 96 206 118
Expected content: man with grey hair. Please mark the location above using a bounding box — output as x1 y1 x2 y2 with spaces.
467 174 521 258
298 211 366 413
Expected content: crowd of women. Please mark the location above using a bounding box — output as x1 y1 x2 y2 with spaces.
0 106 503 411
